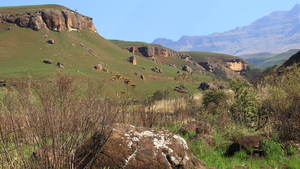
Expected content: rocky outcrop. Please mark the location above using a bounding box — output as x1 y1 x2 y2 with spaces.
181 65 193 73
199 58 248 73
74 123 206 169
0 8 96 32
226 59 248 72
152 4 300 55
123 46 191 60
127 56 137 65
174 85 188 93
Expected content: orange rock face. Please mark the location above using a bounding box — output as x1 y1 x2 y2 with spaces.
0 8 96 32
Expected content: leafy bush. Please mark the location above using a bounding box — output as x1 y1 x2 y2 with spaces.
229 79 260 128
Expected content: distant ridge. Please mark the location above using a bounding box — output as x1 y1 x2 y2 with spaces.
152 4 300 56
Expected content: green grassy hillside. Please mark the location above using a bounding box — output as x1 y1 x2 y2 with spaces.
239 49 300 69
0 5 215 96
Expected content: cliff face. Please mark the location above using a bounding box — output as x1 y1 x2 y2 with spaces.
0 8 96 32
199 58 248 73
152 4 300 56
123 46 191 61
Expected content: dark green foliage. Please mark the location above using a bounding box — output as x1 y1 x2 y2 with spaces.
229 79 260 128
203 89 226 107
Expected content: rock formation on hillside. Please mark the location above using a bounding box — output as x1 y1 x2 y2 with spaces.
199 58 248 73
123 46 191 60
153 4 300 55
0 8 96 32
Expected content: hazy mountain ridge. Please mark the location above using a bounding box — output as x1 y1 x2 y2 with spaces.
152 4 300 56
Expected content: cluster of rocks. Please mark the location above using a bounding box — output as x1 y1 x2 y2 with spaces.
174 85 188 93
197 82 225 90
151 67 162 73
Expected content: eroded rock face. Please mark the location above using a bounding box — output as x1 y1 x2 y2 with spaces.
74 123 206 169
123 46 191 60
226 59 248 72
0 8 96 32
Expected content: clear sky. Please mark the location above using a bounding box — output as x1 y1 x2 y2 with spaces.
1 1 300 43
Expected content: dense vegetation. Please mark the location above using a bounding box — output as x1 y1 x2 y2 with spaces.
0 63 299 168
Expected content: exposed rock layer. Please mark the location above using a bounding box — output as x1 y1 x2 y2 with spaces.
123 46 191 60
0 8 96 32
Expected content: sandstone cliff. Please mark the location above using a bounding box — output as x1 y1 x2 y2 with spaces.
0 7 96 32
199 58 248 73
123 46 191 61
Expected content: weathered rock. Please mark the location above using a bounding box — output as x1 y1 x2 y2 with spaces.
47 39 55 44
127 56 137 65
182 65 193 73
188 134 216 147
151 67 162 73
197 82 217 90
43 59 53 64
180 121 213 135
94 64 102 70
122 46 191 60
174 85 188 93
140 75 145 80
0 7 96 32
57 62 65 68
225 133 272 157
226 59 248 72
74 123 206 169
32 145 68 168
169 63 176 67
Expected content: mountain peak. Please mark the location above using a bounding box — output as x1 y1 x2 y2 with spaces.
288 3 300 15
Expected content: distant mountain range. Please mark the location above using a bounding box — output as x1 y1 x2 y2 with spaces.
152 4 300 56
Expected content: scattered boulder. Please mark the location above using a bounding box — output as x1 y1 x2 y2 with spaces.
174 85 188 93
180 121 213 135
87 48 94 54
188 134 216 147
169 63 176 67
74 123 206 169
6 27 11 30
79 43 84 47
140 75 145 80
127 56 137 65
225 133 272 157
94 64 102 70
103 68 108 72
182 65 193 73
197 82 217 90
57 62 65 68
151 67 162 73
47 39 55 44
43 59 53 64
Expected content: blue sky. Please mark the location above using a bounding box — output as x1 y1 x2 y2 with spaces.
1 1 300 43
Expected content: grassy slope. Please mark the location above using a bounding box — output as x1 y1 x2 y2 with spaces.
183 51 239 63
0 6 214 96
239 49 300 69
